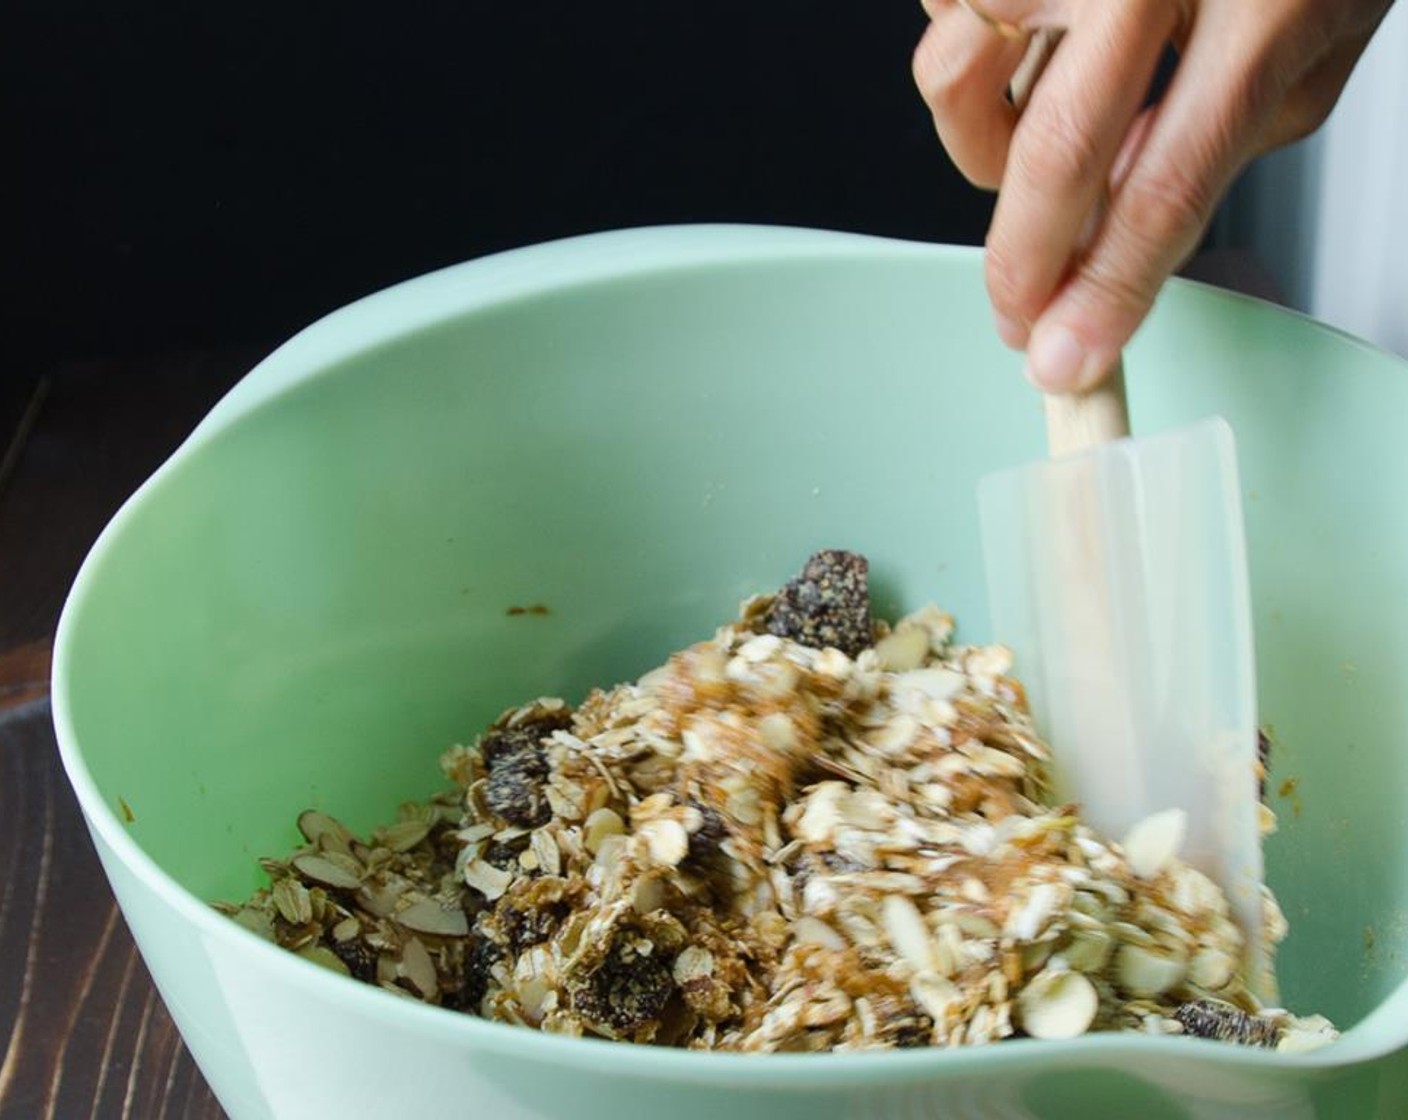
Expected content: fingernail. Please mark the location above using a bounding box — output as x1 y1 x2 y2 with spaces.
1025 323 1089 392
995 313 1027 350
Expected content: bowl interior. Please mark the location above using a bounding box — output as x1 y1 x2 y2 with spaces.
58 237 1408 1038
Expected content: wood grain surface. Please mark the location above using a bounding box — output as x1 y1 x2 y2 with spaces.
0 701 223 1120
0 350 259 1120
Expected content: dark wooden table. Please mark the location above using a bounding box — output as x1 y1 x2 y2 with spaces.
0 252 1284 1119
0 350 264 1120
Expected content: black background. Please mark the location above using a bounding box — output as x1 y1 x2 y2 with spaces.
3 3 991 406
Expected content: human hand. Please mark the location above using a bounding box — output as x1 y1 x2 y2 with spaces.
912 0 1392 393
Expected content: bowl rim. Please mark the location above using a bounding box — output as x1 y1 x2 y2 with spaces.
49 223 1408 1080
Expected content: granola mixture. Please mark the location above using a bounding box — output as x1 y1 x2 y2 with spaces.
219 550 1336 1053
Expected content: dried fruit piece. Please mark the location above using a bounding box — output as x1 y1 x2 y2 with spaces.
764 549 873 657
892 1016 937 1048
453 937 503 1014
568 935 676 1039
482 731 552 828
482 833 531 871
1174 1000 1280 1047
223 555 1331 1055
683 802 729 866
491 877 586 956
329 935 379 983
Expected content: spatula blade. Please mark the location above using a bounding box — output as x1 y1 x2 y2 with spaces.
978 417 1267 992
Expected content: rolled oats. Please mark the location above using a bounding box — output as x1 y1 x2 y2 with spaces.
222 550 1336 1054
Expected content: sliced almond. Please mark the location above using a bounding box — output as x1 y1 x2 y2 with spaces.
882 895 939 976
530 828 562 877
379 819 432 853
792 916 848 951
1188 946 1237 991
292 853 363 891
1062 928 1115 973
399 936 438 1000
1122 808 1188 880
909 972 961 1022
756 712 797 754
464 859 514 901
638 818 690 868
327 917 358 943
1016 969 1097 1040
673 946 716 984
396 897 470 937
1116 943 1188 997
583 808 626 854
874 626 930 672
297 809 355 850
297 943 351 977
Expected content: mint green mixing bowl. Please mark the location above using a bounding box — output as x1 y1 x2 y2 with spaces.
53 226 1408 1118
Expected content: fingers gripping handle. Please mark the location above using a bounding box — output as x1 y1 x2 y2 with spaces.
1010 29 1132 455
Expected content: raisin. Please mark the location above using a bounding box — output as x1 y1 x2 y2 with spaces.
892 1015 936 1048
328 936 378 983
764 550 873 657
451 937 504 1016
819 850 868 874
684 802 730 866
500 899 571 952
481 719 563 766
570 936 675 1036
483 735 552 828
788 856 812 894
1174 1000 1280 1047
482 834 531 872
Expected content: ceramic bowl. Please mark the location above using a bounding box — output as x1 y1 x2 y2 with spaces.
53 226 1408 1118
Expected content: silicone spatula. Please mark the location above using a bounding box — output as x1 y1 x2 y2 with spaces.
977 31 1269 995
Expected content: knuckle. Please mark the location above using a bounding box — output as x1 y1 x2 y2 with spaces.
1224 59 1283 139
1276 92 1332 146
1072 254 1156 328
984 238 1043 320
1075 256 1154 316
1010 103 1103 195
1112 164 1214 254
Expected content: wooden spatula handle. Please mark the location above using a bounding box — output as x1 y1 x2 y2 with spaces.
1011 30 1133 458
1044 359 1131 457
